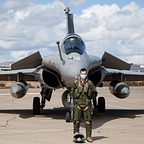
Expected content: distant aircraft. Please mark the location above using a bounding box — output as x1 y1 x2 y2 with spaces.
0 7 144 119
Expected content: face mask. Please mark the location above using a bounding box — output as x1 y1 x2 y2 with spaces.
80 74 87 79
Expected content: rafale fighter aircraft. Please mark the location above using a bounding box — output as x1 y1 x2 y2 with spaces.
0 7 144 119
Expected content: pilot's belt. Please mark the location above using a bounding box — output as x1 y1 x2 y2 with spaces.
77 105 88 112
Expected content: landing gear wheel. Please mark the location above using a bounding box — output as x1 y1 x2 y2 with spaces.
65 112 71 122
62 90 70 108
33 97 40 115
98 97 105 113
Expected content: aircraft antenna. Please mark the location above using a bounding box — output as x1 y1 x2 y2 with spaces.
56 41 63 61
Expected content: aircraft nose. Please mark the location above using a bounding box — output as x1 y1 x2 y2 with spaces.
68 67 80 78
61 53 89 87
63 62 88 87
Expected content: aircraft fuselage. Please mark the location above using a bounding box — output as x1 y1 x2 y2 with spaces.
42 34 102 88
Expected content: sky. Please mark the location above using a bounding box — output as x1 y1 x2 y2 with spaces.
0 0 144 64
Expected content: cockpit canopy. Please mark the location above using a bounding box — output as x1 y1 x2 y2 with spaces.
62 35 86 55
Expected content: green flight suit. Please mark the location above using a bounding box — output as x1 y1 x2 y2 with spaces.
71 77 95 138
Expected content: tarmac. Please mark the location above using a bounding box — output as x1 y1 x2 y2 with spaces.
0 86 144 144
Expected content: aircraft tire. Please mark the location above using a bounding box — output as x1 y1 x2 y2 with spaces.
33 97 40 115
65 112 71 122
62 90 70 108
98 97 105 113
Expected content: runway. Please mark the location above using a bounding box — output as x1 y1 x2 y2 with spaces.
0 87 144 144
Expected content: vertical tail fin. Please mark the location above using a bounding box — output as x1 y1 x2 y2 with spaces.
64 7 75 34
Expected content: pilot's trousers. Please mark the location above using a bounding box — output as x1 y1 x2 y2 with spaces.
73 104 92 138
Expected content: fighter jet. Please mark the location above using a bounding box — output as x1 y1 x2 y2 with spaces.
0 7 144 119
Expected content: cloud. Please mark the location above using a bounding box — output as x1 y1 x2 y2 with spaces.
75 2 144 64
0 1 65 62
69 0 86 6
0 1 144 65
0 0 33 10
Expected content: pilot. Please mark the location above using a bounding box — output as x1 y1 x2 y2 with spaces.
71 68 97 142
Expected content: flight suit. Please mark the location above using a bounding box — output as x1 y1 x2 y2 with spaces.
71 77 96 138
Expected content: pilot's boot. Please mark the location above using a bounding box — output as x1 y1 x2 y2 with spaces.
87 137 93 142
85 120 93 142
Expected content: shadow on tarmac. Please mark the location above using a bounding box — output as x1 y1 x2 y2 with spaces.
92 109 144 129
0 108 144 130
92 136 108 141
